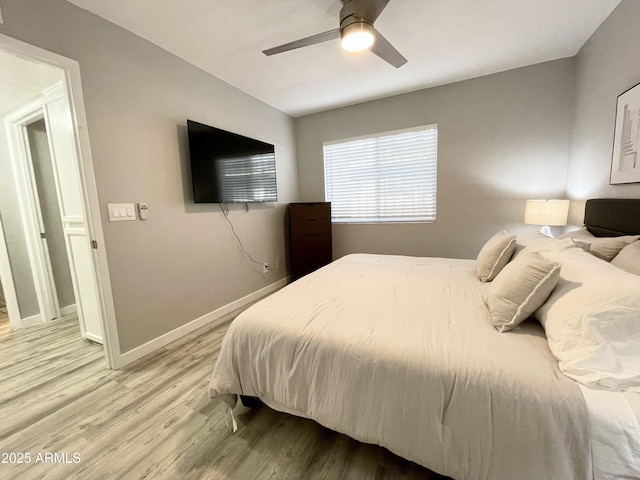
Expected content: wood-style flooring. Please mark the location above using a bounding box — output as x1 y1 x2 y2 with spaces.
0 314 447 479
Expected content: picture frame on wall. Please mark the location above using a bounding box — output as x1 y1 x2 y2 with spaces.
610 81 640 185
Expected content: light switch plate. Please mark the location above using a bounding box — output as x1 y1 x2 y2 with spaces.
108 203 136 222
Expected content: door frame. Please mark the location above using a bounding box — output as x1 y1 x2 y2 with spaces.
0 33 122 368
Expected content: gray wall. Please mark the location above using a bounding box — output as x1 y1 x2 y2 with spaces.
295 59 576 259
0 0 299 353
0 121 40 317
27 119 76 309
566 0 640 225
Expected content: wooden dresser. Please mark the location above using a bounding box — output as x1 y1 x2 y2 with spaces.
289 202 332 280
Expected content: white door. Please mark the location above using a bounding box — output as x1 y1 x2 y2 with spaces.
23 117 62 323
42 85 103 343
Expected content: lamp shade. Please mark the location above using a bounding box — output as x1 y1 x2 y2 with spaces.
524 199 570 226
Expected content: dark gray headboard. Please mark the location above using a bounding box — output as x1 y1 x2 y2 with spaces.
584 198 640 237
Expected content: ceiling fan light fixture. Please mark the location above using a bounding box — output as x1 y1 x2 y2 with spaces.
340 21 375 52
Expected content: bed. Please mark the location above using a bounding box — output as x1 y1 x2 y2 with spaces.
209 198 640 480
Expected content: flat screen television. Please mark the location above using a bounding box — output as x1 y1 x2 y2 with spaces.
187 119 277 203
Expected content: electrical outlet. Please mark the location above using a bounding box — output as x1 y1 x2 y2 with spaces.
276 259 281 270
263 263 270 274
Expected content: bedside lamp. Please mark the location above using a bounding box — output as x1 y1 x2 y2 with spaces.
524 199 570 237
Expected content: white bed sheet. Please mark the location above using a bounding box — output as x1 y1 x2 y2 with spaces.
579 385 640 479
210 253 592 480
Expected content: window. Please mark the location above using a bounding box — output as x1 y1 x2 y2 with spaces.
323 125 438 223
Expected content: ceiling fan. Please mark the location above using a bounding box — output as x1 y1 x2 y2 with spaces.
263 0 407 68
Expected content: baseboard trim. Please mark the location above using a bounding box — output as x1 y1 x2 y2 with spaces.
21 313 43 328
19 306 76 329
119 276 289 367
60 304 77 316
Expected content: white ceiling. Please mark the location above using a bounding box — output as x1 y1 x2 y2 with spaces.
67 0 620 117
0 50 62 116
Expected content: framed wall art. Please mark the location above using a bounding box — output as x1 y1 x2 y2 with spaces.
611 81 640 185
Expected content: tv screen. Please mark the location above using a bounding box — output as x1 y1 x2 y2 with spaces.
187 120 277 203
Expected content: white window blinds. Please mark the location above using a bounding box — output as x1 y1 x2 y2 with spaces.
323 125 438 223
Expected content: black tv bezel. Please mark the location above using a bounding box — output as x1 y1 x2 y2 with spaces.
187 119 277 204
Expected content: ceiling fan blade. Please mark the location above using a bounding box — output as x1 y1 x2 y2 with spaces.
370 27 407 68
263 28 341 56
355 0 390 23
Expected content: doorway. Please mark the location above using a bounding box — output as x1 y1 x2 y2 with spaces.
5 89 105 342
25 117 77 324
0 33 120 368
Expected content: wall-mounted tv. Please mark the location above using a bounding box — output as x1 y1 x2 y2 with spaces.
187 120 277 203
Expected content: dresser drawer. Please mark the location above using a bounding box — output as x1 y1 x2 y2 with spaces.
289 203 331 221
290 233 332 250
290 250 333 279
290 220 332 235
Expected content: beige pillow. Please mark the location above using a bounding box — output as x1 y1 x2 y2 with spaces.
560 227 639 261
488 252 560 333
611 241 640 275
476 231 516 282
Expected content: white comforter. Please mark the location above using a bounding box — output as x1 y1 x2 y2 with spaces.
210 254 591 480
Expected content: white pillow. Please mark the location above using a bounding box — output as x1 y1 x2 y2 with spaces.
560 227 639 261
514 233 590 260
512 230 554 258
476 231 516 282
535 247 640 392
611 241 640 276
488 252 560 333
